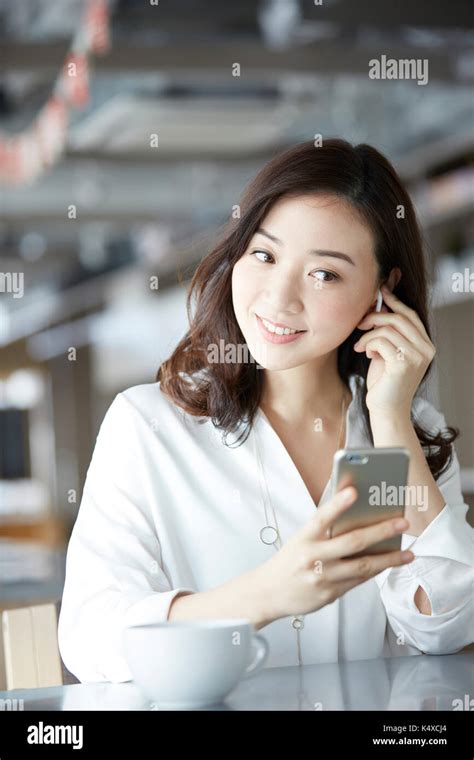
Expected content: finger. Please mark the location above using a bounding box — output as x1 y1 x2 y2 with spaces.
357 336 399 363
327 548 415 583
357 318 435 363
355 327 412 357
303 486 358 539
308 571 390 606
380 286 430 340
321 515 409 561
357 313 427 351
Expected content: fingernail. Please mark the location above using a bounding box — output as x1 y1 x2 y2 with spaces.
401 551 414 562
342 487 355 502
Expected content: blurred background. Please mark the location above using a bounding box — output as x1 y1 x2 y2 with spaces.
0 0 473 652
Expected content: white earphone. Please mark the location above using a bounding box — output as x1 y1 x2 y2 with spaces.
375 288 383 313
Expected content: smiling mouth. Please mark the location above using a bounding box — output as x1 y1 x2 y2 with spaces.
255 314 307 345
256 314 306 336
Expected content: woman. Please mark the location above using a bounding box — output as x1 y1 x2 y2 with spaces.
58 138 473 682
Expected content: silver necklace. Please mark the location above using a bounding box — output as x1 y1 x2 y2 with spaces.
252 389 348 667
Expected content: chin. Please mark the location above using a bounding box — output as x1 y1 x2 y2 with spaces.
247 346 308 372
252 339 342 370
259 360 305 371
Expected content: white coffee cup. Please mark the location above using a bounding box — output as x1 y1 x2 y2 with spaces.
123 618 269 709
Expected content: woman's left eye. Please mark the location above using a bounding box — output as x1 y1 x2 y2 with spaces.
311 270 340 283
250 250 273 263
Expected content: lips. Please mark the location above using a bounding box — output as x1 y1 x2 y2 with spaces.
257 314 306 333
255 314 307 345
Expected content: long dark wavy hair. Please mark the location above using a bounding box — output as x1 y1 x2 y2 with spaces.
157 138 458 481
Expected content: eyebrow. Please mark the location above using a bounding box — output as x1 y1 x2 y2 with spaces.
255 227 356 266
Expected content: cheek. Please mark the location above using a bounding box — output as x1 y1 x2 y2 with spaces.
231 263 242 298
231 261 252 319
307 288 367 334
232 259 258 307
309 290 353 319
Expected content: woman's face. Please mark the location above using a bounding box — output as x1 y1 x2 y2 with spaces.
231 193 380 370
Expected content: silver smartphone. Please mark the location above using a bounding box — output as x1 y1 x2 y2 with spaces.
328 447 410 557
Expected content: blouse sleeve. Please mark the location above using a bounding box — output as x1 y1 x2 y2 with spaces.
57 393 196 683
373 398 474 655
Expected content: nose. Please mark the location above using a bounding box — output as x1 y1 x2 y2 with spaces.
261 270 304 319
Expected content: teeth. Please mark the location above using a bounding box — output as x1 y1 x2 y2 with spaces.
261 317 300 335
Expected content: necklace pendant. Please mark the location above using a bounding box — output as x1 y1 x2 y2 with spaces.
291 615 305 630
259 525 279 545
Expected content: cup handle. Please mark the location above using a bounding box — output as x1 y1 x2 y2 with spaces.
242 633 269 679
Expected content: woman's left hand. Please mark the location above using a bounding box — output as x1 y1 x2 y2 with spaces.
353 285 436 417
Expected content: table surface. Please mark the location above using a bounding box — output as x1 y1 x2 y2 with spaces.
1 653 473 711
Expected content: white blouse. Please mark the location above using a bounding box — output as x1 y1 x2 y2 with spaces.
58 374 473 683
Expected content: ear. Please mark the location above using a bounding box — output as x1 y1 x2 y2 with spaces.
364 267 402 317
384 267 402 293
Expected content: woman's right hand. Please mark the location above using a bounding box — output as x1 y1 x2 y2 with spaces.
256 486 415 622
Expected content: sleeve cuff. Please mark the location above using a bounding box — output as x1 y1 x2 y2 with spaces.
374 503 473 590
124 587 197 627
380 592 473 654
87 588 197 683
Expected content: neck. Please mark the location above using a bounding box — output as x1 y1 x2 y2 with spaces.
260 353 351 427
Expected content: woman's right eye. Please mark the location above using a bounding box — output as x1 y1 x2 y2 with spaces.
250 250 273 263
